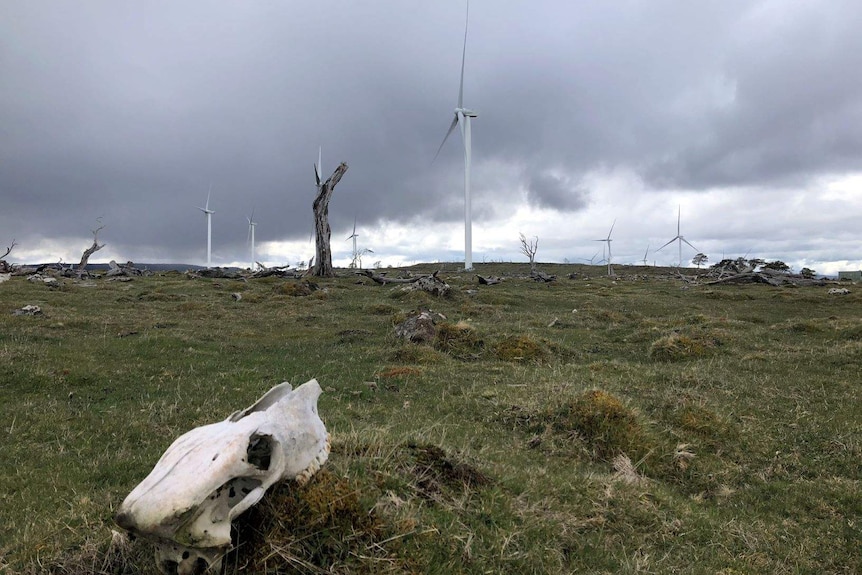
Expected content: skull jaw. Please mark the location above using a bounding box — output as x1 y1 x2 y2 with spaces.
155 540 222 575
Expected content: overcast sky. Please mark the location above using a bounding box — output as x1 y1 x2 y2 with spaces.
2 1 861 274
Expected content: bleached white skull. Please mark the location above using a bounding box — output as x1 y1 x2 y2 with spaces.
115 379 330 574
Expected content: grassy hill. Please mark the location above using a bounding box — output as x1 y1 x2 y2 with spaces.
1 263 859 574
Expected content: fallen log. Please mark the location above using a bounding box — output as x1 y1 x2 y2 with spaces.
476 275 502 285
355 270 424 285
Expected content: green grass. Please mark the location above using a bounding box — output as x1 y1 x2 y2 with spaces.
1 263 860 574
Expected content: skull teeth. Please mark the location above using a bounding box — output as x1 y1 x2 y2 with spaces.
295 433 331 486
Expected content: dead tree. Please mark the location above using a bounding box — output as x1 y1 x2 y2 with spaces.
519 233 539 272
311 162 349 277
77 225 105 272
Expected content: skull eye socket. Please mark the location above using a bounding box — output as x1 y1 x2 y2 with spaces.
247 433 273 470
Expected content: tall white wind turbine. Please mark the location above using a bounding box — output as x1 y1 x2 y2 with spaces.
594 220 616 276
346 216 358 268
247 209 257 269
657 206 698 267
434 0 478 271
197 190 215 268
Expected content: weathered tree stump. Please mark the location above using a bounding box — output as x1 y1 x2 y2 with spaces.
311 163 349 277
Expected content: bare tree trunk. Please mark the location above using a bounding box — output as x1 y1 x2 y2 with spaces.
78 225 105 271
311 162 348 277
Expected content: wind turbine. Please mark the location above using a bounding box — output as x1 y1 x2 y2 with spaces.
594 220 616 276
346 216 358 268
196 189 215 268
642 244 650 266
247 209 257 269
657 205 698 267
434 0 477 271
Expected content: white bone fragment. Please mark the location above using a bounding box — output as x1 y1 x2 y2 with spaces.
116 379 329 574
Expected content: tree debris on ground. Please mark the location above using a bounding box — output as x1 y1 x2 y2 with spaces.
530 269 556 282
476 275 502 285
106 260 151 277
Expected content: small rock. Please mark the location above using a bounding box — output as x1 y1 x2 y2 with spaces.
828 288 850 295
231 292 242 301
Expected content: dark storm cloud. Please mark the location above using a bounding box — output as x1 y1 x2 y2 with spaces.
525 171 588 211
2 1 861 263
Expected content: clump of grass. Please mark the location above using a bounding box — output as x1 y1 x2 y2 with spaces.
673 404 737 444
405 443 491 502
649 332 710 361
495 334 546 363
387 345 441 364
551 390 651 461
274 281 313 297
229 469 394 572
367 303 398 315
434 321 484 360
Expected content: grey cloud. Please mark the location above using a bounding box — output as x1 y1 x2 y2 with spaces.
1 1 861 265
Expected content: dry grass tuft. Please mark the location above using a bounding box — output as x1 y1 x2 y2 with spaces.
649 332 714 361
228 469 394 573
434 321 484 360
551 390 651 461
494 334 547 363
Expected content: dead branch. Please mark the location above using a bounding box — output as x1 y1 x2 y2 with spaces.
77 225 105 271
1 239 16 260
354 269 425 285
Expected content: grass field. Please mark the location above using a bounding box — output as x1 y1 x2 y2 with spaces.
1 263 859 574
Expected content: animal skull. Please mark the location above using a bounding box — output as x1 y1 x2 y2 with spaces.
115 379 330 574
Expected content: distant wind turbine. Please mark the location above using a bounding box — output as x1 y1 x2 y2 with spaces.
642 244 650 266
657 206 699 267
433 0 478 271
594 219 616 276
247 209 257 269
196 189 215 268
347 216 359 268
581 251 600 265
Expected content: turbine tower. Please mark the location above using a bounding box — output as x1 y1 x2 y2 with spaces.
197 189 215 268
346 216 359 268
594 219 616 276
434 0 477 271
657 205 698 267
247 209 257 270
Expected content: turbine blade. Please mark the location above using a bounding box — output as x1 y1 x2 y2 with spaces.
681 238 698 251
432 116 460 163
607 218 616 239
458 0 470 109
314 164 320 186
656 238 677 251
677 205 681 235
